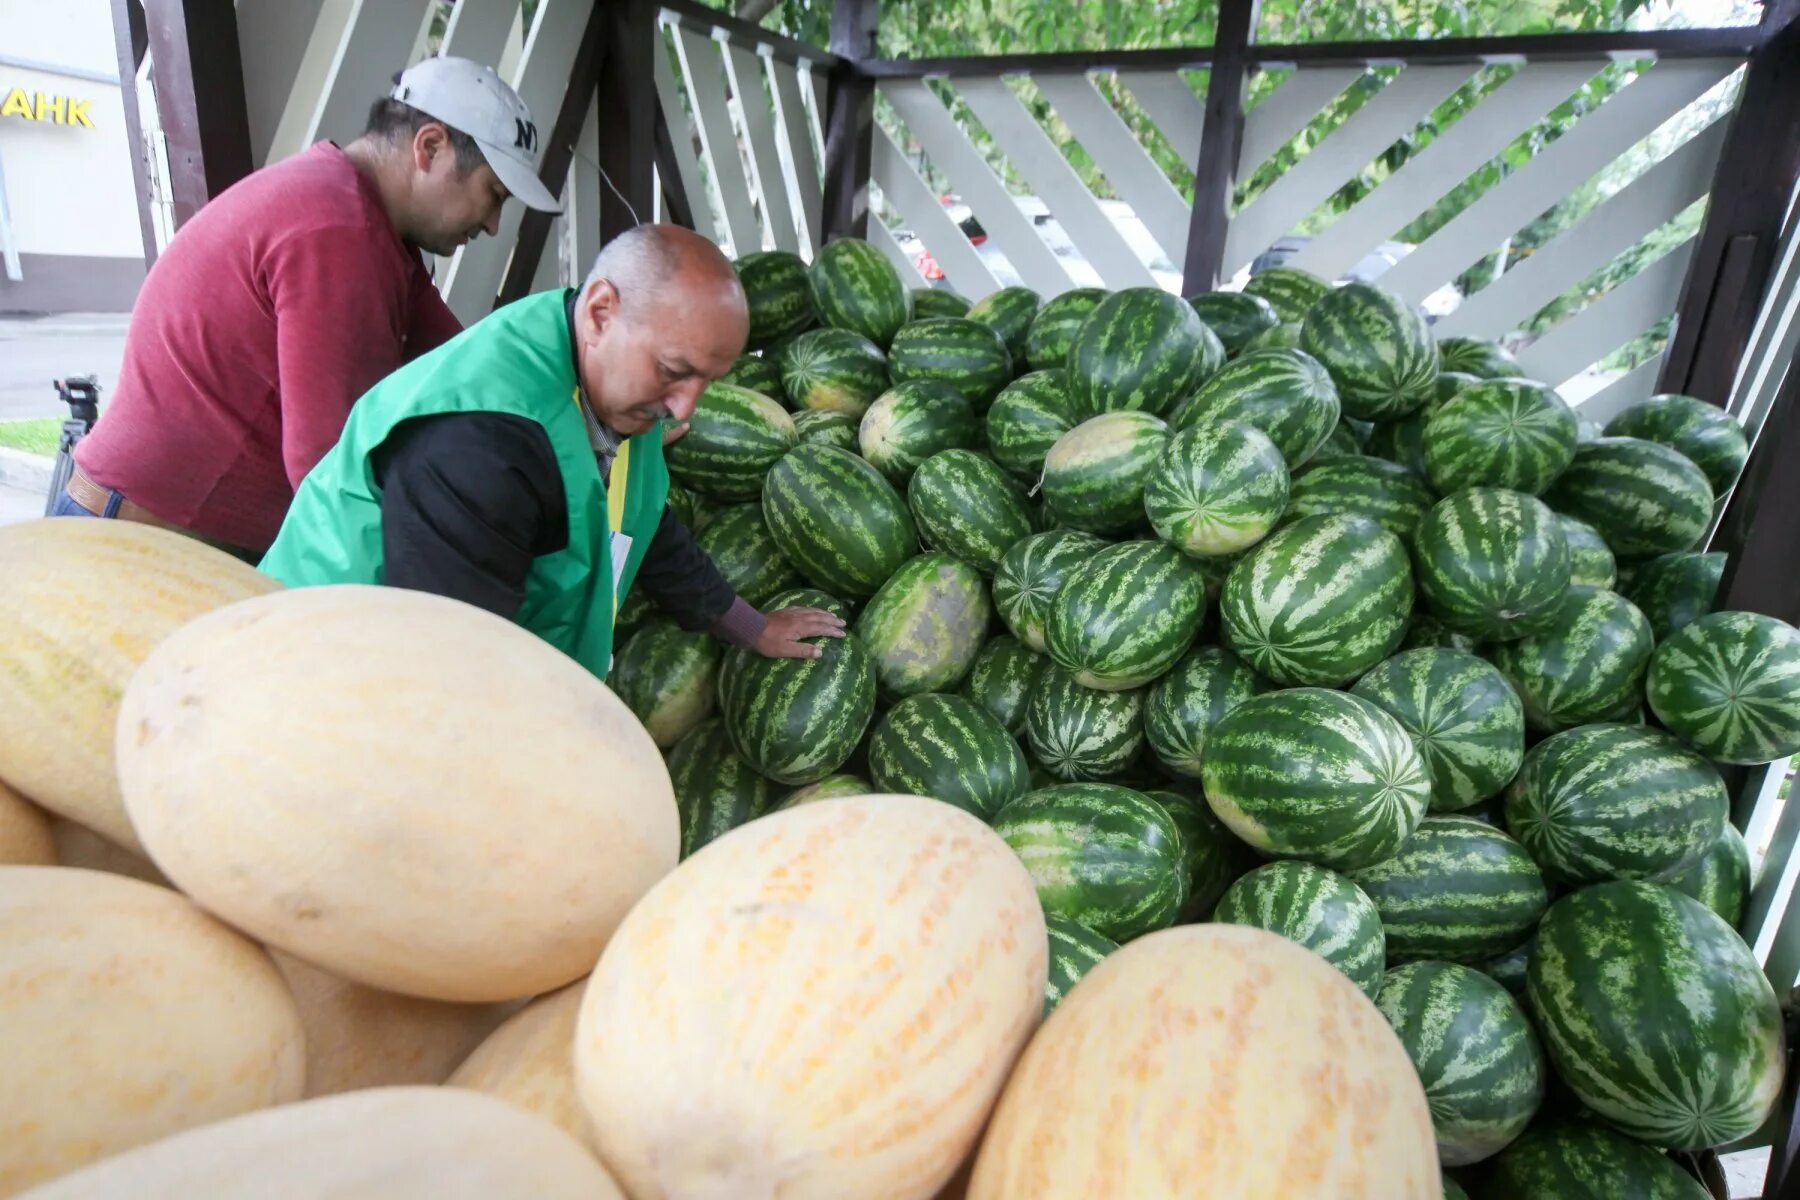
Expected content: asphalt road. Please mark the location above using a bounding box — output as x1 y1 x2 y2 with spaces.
0 314 129 423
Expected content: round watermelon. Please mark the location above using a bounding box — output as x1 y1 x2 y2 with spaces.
694 503 800 606
857 380 978 485
1047 540 1207 691
791 408 859 451
1025 288 1107 372
735 249 816 346
1488 586 1654 733
1147 789 1248 921
1024 665 1146 782
867 692 1030 819
1435 336 1525 380
1544 437 1714 559
1423 378 1578 496
665 482 719 536
965 285 1041 364
779 773 870 808
993 528 1110 653
853 551 991 700
1351 648 1525 812
1657 822 1751 930
887 316 1013 410
1477 937 1533 997
1067 287 1223 419
1414 488 1572 642
809 236 911 348
1246 321 1304 352
1041 411 1169 535
718 616 875 787
1310 419 1363 462
779 327 890 419
1349 815 1547 963
1504 723 1728 885
665 382 798 500
1242 265 1332 322
907 449 1033 574
1604 393 1748 496
1188 290 1280 356
1300 281 1440 420
1401 613 1479 654
1375 961 1544 1166
1142 645 1264 781
1143 419 1291 557
762 444 917 598
1201 687 1430 870
1212 860 1386 998
1042 914 1118 1016
1170 347 1341 468
1364 412 1432 475
1621 550 1725 640
1527 880 1784 1150
666 718 782 859
1479 1120 1712 1199
1284 454 1434 543
1647 610 1800 764
1558 516 1616 590
609 618 720 749
1219 513 1414 687
991 782 1186 942
986 369 1079 483
961 634 1049 737
910 286 971 319
719 353 786 401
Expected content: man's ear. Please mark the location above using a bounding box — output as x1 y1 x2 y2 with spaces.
584 278 621 335
412 123 449 172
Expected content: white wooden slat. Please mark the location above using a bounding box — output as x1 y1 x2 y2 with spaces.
954 78 1157 292
1514 239 1696 386
1384 59 1741 306
1224 65 1479 280
673 24 760 256
1437 116 1727 339
265 0 354 165
1289 63 1602 284
1115 69 1206 161
651 25 721 246
1732 179 1800 428
1567 355 1661 421
567 87 603 275
439 0 521 65
880 80 1073 296
308 0 436 147
769 56 824 254
1237 66 1368 178
722 41 800 254
1031 72 1192 271
236 0 327 166
867 213 930 288
1749 773 1800 966
870 127 1000 299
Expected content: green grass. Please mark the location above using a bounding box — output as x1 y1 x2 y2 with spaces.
0 419 60 458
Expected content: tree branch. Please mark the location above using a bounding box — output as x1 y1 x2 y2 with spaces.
737 0 782 23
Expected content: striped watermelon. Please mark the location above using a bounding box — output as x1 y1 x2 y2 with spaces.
1143 419 1291 557
612 587 656 646
665 483 720 536
1422 379 1578 496
735 250 816 347
1604 393 1749 496
1188 290 1281 357
910 286 971 319
907 449 1033 573
1201 687 1430 870
1285 454 1434 543
961 634 1049 737
1300 282 1440 420
1504 723 1728 885
694 504 800 606
867 692 1030 819
1442 1174 1470 1200
808 236 911 348
966 286 1041 364
857 380 978 485
791 408 859 451
666 719 781 859
609 618 720 749
888 316 1014 410
1621 550 1724 641
1047 540 1206 690
1024 288 1106 372
1349 816 1548 963
779 773 870 807
1025 665 1146 782
761 444 918 598
1401 614 1479 655
1544 437 1714 559
1242 265 1332 322
986 370 1079 484
1212 860 1387 998
1042 914 1119 1016
1365 372 1466 474
1147 789 1248 920
1247 320 1305 353
1559 516 1616 590
993 529 1110 654
852 551 991 700
1170 348 1341 468
1414 488 1572 642
1067 287 1224 419
1375 961 1544 1166
1488 586 1654 733
1310 419 1364 461
1351 649 1525 812
1477 937 1533 997
1657 822 1751 930
1435 337 1525 380
1479 1120 1712 1199
1526 880 1784 1150
1143 645 1265 781
1219 513 1414 687
1041 411 1169 535
719 353 785 401
665 382 798 501
717 618 875 787
1648 610 1800 764
991 782 1186 942
780 328 890 418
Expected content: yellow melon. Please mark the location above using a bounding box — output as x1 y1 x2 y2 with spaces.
0 779 53 866
968 924 1440 1199
18 1086 626 1199
0 866 306 1195
116 584 679 1002
447 982 591 1148
0 520 278 855
575 794 1046 1200
48 818 171 886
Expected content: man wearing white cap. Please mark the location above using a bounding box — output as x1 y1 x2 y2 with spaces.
57 57 559 557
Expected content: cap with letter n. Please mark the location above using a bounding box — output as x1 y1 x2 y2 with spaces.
390 55 562 213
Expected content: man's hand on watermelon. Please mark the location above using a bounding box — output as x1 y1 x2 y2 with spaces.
753 606 848 659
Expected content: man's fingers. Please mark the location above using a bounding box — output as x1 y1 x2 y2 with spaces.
768 639 824 660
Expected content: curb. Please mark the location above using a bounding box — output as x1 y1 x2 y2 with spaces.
0 446 54 494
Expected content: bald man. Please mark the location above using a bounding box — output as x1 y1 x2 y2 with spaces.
259 224 843 676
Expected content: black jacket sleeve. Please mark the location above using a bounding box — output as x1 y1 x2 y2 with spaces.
632 505 739 632
371 412 570 620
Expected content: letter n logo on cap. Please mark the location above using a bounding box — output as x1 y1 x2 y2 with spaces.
514 118 538 152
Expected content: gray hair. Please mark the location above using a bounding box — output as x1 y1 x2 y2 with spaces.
581 225 743 320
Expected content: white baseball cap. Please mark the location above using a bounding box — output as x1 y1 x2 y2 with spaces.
390 56 561 213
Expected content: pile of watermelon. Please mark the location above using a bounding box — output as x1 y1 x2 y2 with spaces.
617 238 1800 1197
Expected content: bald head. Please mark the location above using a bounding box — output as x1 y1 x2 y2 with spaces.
583 224 746 325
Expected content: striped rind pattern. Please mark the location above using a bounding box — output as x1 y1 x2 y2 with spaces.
792 409 859 451
887 316 1014 409
1067 287 1223 420
694 504 800 607
1285 455 1434 543
961 634 1050 737
1414 488 1572 642
720 353 785 401
1200 687 1431 870
735 249 817 346
1435 337 1525 381
1647 610 1800 764
664 382 798 501
1476 937 1532 997
1503 722 1728 885
1604 393 1749 496
1400 614 1479 654
907 449 1034 574
1241 266 1333 322
857 380 978 485
993 529 1110 653
1041 411 1170 536
1025 288 1107 372
1188 290 1280 356
1487 585 1654 733
1348 815 1547 963
1351 648 1525 812
779 327 891 418
609 618 721 749
665 718 782 859
1042 914 1119 1016
1246 321 1305 353
1048 541 1206 691
966 286 1042 363
1364 409 1433 475
867 692 1031 820
910 287 972 319
1212 860 1387 997
1657 822 1752 930
1422 379 1578 496
1544 437 1714 559
717 619 876 786
1482 1121 1713 1199
1559 516 1616 589
1526 881 1784 1150
761 444 918 598
1024 665 1146 782
1170 347 1341 468
1311 420 1364 462
808 237 912 348
1143 645 1264 781
852 551 992 701
1148 789 1246 921
1300 282 1440 421
779 773 872 807
1621 550 1725 641
1143 419 1291 557
986 370 1079 483
1219 513 1414 687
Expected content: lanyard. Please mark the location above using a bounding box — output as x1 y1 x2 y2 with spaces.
576 388 635 621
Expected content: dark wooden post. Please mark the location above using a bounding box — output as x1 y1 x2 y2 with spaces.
594 0 657 247
818 0 879 242
109 0 158 265
1182 0 1261 294
138 0 254 232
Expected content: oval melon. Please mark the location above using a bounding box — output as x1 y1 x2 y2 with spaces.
575 794 1046 1200
448 983 591 1150
116 585 680 1002
0 779 53 866
0 866 305 1195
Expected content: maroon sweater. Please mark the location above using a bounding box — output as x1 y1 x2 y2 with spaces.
76 143 462 551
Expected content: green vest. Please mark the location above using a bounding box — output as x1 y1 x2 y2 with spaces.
259 289 669 678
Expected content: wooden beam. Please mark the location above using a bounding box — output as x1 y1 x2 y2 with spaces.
818 0 879 241
656 0 842 69
110 0 157 265
596 0 657 247
1712 361 1800 626
141 0 255 230
1182 0 1259 293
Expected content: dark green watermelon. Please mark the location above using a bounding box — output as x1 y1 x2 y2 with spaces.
809 237 911 348
907 448 1033 573
1349 815 1548 964
853 552 991 700
910 286 972 319
858 380 978 486
1487 586 1654 733
1147 789 1248 921
1212 860 1386 997
1188 290 1281 357
961 634 1049 737
1024 665 1146 782
867 692 1030 819
1301 281 1439 420
735 249 816 346
993 528 1111 654
718 607 876 786
1170 347 1341 468
761 444 917 598
694 504 800 606
780 327 890 419
1620 550 1724 640
666 719 781 859
1435 336 1525 380
609 618 720 749
1656 821 1751 930
985 370 1079 484
665 382 798 501
1475 1120 1711 1199
1558 516 1616 589
1544 437 1713 559
1284 454 1434 543
1242 265 1332 322
1413 489 1572 642
1041 411 1169 536
1351 648 1525 812
965 285 1041 365
791 408 859 451
1047 540 1207 691
719 353 786 401
1142 645 1265 781
1604 393 1748 496
1024 288 1107 372
1067 287 1224 419
887 316 1013 410
1423 379 1578 496
1649 610 1800 764
1043 914 1118 1015
1143 419 1291 557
